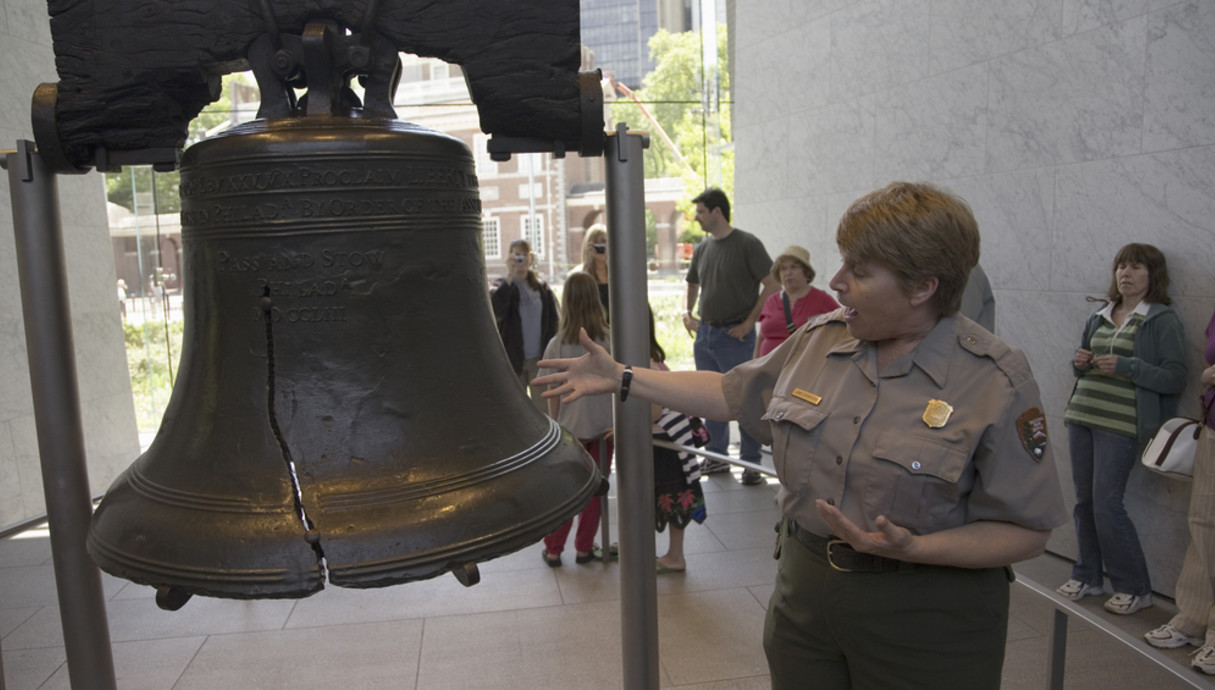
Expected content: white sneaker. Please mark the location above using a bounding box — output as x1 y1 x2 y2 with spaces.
1193 645 1215 675
1103 592 1153 615
1144 624 1202 649
1056 579 1104 601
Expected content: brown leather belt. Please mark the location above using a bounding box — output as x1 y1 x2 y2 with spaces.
787 520 914 574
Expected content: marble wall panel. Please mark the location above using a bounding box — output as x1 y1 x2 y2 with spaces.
0 0 10 35
735 116 790 204
0 317 34 422
745 197 836 283
778 19 834 117
0 184 18 318
1052 149 1215 297
80 392 140 494
1144 1 1215 151
0 37 54 136
787 95 876 198
62 226 122 319
0 420 21 526
5 0 51 46
987 16 1147 172
735 0 793 48
1062 0 1154 37
829 0 931 98
873 62 988 181
72 311 133 401
928 0 1061 74
788 0 857 27
9 414 40 523
946 168 1056 295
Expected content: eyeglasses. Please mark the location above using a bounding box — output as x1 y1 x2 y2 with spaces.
592 244 606 254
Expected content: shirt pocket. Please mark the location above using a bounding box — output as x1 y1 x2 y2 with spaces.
762 397 828 485
871 429 971 533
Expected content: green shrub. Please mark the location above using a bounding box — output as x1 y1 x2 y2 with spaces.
124 320 184 432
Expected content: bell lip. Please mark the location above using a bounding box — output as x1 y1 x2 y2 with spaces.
86 423 602 599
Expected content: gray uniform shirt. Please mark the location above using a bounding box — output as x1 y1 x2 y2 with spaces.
723 310 1067 538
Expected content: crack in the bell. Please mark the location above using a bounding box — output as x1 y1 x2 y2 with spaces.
261 288 326 568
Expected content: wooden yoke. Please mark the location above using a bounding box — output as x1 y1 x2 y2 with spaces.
33 0 604 173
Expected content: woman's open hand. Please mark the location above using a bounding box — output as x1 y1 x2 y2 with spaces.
816 499 916 561
533 328 622 404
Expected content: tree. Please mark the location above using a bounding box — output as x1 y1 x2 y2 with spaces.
609 28 732 209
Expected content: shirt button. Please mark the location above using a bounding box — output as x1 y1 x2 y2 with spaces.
912 461 922 470
835 456 843 465
967 336 976 344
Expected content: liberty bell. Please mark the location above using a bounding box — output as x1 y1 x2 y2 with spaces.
87 21 603 608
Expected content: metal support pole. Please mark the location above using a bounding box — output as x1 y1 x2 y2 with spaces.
4 141 118 690
604 124 658 690
1047 608 1067 690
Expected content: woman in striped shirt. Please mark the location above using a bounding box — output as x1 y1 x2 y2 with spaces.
1056 243 1188 615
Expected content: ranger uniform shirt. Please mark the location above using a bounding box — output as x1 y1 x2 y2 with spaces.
722 309 1067 539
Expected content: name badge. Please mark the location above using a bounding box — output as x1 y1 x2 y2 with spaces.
922 399 953 428
792 388 821 405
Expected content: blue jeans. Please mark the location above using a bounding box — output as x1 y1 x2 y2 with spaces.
1068 424 1151 596
693 323 761 463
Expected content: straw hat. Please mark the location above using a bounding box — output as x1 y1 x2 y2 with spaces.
771 245 814 281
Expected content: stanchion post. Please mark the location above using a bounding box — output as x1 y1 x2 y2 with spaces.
604 124 658 690
4 141 117 690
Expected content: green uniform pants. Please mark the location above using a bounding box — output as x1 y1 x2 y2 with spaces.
763 522 1010 690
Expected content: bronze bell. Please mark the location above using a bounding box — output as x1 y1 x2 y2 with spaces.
87 105 602 605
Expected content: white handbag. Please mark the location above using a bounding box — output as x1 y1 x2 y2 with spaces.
1141 417 1202 477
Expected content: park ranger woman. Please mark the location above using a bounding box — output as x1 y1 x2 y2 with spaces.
536 182 1067 689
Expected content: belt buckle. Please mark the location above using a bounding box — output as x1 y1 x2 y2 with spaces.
826 538 854 573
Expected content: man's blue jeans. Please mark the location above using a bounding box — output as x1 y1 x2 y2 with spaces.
693 322 761 463
1068 423 1151 596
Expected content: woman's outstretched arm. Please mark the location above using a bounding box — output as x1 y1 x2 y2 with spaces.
534 328 732 421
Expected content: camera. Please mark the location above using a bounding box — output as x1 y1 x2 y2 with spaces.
513 255 526 264
592 244 606 254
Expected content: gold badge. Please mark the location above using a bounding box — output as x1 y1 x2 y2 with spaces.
792 388 821 405
922 399 953 428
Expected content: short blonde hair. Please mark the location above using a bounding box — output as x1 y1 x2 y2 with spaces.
836 182 979 316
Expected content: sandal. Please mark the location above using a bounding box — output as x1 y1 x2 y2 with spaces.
575 548 597 564
541 550 561 567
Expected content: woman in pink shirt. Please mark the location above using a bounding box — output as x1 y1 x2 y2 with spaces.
755 246 839 357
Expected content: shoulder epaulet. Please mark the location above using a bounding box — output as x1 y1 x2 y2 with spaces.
956 322 1031 387
797 307 847 335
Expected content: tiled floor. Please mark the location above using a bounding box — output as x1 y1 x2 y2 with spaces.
3 465 1214 689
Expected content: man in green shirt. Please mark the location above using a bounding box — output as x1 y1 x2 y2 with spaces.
681 188 779 484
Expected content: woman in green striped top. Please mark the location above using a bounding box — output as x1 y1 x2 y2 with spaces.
1056 244 1188 615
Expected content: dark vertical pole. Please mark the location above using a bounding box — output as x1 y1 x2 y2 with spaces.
1047 608 1067 690
4 141 118 690
604 124 658 690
